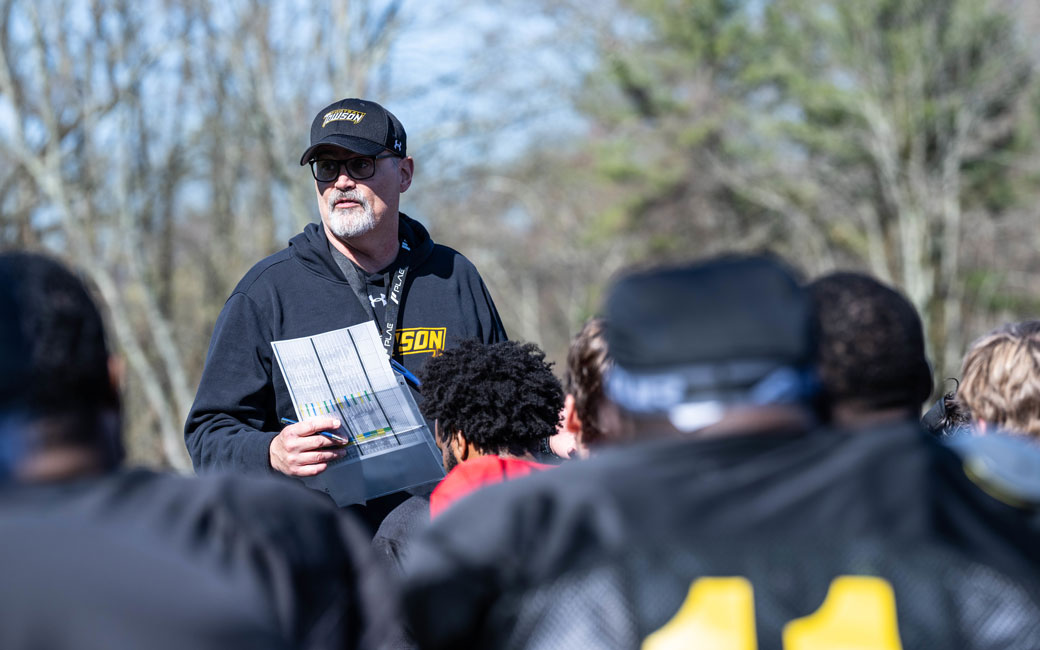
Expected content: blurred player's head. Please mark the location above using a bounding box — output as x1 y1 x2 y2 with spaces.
420 339 563 470
603 254 817 438
957 320 1040 439
808 272 933 427
0 252 123 481
560 318 616 456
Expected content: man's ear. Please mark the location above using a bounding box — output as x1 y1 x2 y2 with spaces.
561 394 590 459
562 394 582 434
398 156 414 193
451 430 470 462
106 355 125 410
108 355 125 394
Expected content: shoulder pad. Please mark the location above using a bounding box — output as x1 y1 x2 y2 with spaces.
945 433 1040 509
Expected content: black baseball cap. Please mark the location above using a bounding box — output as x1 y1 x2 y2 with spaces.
604 255 816 422
299 98 407 165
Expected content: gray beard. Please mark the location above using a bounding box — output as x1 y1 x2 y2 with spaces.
327 190 377 239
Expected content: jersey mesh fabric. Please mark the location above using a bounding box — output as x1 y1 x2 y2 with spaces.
501 539 1040 650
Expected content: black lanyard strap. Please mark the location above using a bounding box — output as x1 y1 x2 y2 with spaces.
339 238 411 358
379 263 408 356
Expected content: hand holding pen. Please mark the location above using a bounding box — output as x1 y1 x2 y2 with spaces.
269 416 348 478
281 417 350 445
269 358 415 478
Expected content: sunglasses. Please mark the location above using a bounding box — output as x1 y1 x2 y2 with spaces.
308 153 398 182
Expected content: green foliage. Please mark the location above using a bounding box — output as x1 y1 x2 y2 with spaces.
593 139 646 183
965 269 1040 315
552 0 1040 380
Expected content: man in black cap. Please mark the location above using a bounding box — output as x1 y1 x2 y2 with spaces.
185 98 506 522
0 252 399 649
401 254 1040 649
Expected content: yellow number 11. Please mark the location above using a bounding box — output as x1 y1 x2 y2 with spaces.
643 575 903 650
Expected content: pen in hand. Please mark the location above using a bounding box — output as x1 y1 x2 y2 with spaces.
280 417 350 445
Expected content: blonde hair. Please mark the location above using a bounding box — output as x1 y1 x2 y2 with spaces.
957 321 1040 438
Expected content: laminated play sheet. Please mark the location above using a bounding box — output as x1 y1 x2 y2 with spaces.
271 321 444 506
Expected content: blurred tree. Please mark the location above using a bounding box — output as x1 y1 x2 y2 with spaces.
0 0 407 469
2 0 1039 466
398 1 640 361
507 0 1040 387
750 0 1039 384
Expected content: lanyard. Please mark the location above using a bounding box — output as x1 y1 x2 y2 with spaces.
341 239 410 358
378 261 408 356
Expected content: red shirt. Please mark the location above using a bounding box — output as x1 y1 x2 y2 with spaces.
430 455 554 519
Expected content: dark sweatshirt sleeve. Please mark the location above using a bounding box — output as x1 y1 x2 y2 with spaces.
185 293 279 473
478 275 508 344
452 253 506 344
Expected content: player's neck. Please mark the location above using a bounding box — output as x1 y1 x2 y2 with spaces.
830 402 917 430
13 411 122 482
470 448 539 464
15 446 110 482
498 449 539 462
325 217 400 273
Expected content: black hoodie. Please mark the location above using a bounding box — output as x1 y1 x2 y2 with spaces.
185 214 506 475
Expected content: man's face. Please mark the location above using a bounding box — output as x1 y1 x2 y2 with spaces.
434 420 460 472
442 442 459 473
312 146 413 242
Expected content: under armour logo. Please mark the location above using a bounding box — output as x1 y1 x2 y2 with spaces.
370 293 387 308
394 139 402 151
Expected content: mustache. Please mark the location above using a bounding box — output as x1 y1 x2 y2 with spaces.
328 189 369 211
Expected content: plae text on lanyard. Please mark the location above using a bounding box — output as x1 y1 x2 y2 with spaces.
379 260 408 356
359 238 410 358
336 237 411 358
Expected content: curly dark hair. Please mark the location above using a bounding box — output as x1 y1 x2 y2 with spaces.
419 339 564 457
808 272 933 416
922 386 973 438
